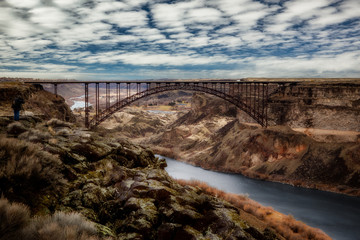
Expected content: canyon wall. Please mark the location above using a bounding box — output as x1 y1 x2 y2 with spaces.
146 90 360 196
268 81 360 131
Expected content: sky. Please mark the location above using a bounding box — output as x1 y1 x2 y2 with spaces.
0 0 359 80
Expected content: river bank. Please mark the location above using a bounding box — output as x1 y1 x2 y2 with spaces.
162 155 360 240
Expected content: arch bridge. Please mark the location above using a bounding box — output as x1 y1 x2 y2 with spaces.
25 80 292 129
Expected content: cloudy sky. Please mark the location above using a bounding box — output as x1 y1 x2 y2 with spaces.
0 0 359 80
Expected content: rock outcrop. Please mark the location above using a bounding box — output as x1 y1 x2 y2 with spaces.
0 118 287 239
267 81 360 131
0 82 75 122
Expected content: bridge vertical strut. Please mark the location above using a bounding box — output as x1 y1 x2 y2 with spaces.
106 83 110 109
265 83 269 127
95 83 99 122
85 83 89 128
54 83 58 97
116 83 120 108
127 83 130 99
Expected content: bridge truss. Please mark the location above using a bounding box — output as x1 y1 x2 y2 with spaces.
25 80 286 129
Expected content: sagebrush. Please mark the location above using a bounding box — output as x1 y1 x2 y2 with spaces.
0 137 65 203
0 198 103 240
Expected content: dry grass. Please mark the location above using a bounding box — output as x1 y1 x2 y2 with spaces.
47 118 72 128
176 179 331 240
7 122 28 136
0 198 30 240
24 212 100 240
0 198 104 240
0 137 65 203
18 129 51 143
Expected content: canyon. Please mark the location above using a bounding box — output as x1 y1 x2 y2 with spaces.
1 79 359 239
0 81 332 240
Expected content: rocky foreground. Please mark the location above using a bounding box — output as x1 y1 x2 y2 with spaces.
0 117 303 240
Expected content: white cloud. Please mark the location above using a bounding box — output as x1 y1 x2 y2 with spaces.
210 0 277 30
277 0 332 23
186 36 209 48
123 0 150 8
130 27 165 41
0 8 40 38
55 22 112 47
0 61 82 72
210 0 260 15
265 0 360 34
210 36 243 48
30 7 69 29
81 51 230 66
0 0 359 80
170 32 193 39
115 35 142 43
185 7 224 24
233 10 269 29
94 1 128 12
5 0 40 8
310 0 360 28
53 0 86 8
151 3 187 31
252 52 360 75
9 38 52 51
108 11 148 28
265 0 333 34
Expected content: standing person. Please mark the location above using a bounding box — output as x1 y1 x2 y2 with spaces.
11 96 24 121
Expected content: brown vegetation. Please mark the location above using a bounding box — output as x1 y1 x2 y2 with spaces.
176 179 331 240
0 198 102 240
7 122 28 136
0 198 30 240
0 137 65 206
23 212 100 240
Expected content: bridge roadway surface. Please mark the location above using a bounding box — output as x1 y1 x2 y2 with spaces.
25 80 298 129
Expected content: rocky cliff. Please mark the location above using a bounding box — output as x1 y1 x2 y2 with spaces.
267 81 360 131
0 82 75 123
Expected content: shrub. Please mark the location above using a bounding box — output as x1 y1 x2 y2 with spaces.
24 212 100 240
0 137 65 203
56 128 72 137
0 198 30 240
18 129 51 143
0 198 103 240
47 118 72 128
7 122 28 136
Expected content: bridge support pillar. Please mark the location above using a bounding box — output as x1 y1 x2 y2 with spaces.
54 83 58 97
85 83 89 128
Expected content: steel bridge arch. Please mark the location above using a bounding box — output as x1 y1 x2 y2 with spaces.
88 83 268 129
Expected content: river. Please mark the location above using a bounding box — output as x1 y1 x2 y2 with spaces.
158 155 360 240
